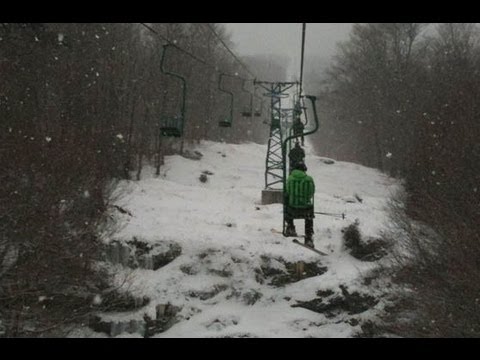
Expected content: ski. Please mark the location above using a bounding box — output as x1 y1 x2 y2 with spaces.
292 239 328 256
270 228 304 237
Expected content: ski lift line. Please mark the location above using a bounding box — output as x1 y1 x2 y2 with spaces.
203 23 257 79
139 23 254 83
140 23 214 70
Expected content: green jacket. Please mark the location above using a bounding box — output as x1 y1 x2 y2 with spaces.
286 169 315 208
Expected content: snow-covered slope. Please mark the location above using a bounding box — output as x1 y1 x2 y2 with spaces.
78 140 401 338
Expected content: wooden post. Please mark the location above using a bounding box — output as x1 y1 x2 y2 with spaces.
295 261 305 279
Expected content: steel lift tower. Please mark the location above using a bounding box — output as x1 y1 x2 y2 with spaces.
255 80 298 204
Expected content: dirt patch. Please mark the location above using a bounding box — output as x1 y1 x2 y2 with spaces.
105 239 182 270
144 304 181 338
227 288 263 305
151 243 182 270
188 284 228 300
89 303 181 338
257 256 327 287
182 150 203 161
208 268 233 277
180 264 198 275
99 292 150 312
354 320 381 338
342 221 388 262
292 285 378 318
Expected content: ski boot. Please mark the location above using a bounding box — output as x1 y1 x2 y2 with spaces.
285 225 297 237
304 237 314 249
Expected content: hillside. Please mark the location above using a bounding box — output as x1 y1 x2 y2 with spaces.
71 140 401 338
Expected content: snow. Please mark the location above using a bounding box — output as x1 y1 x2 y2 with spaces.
83 139 402 338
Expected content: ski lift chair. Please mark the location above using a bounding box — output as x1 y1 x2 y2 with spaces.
160 115 183 137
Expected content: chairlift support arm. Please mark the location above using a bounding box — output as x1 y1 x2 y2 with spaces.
160 43 187 136
218 73 235 125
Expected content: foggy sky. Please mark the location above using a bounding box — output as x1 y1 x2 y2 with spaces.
224 23 353 79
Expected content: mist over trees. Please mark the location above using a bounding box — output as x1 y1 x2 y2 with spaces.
243 54 290 82
308 23 480 336
0 23 286 336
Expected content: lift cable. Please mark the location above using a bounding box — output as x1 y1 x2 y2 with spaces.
139 23 254 83
204 23 257 79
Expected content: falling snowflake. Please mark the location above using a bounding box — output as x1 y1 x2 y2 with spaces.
92 295 102 305
386 152 392 158
116 134 124 140
45 136 52 143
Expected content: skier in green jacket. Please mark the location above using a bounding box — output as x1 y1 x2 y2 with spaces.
285 162 315 248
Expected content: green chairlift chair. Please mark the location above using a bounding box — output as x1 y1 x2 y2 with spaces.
160 43 186 137
218 73 233 128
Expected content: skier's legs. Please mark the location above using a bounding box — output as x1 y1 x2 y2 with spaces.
285 215 297 237
305 215 314 248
